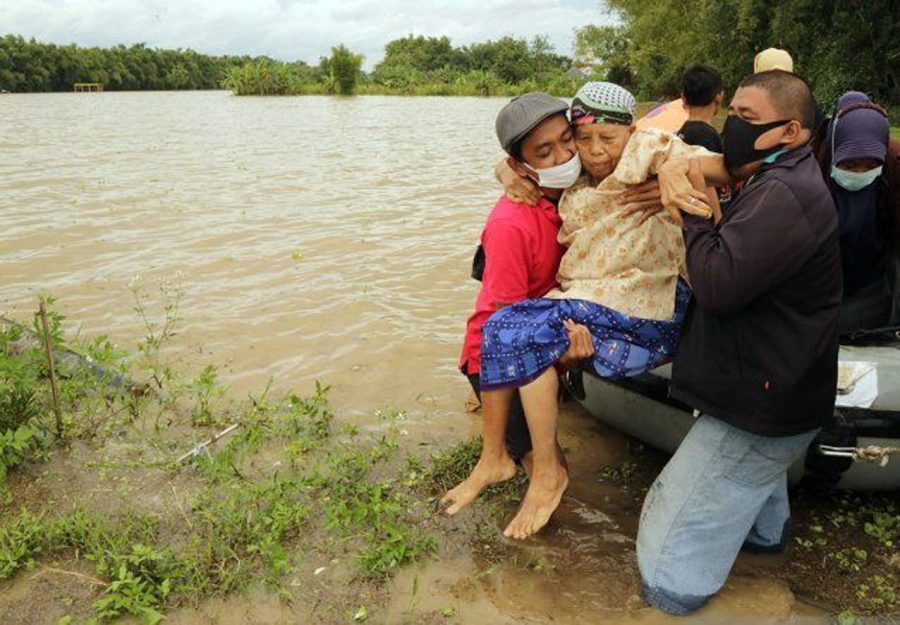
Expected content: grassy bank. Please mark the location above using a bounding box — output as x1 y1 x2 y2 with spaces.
0 289 474 623
223 62 586 98
1 288 897 622
226 80 583 98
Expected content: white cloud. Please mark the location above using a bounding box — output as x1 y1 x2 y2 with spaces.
0 0 617 68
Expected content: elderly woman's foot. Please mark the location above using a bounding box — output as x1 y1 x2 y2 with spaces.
440 454 517 515
521 443 568 478
502 461 569 539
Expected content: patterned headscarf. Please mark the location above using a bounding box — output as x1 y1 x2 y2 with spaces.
570 82 636 126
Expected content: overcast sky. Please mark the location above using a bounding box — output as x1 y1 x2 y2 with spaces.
1 0 616 69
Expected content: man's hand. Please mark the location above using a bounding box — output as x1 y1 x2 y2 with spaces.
620 179 665 225
657 158 713 227
495 158 541 206
558 319 595 367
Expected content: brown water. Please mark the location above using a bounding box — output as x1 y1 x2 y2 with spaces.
2 90 496 417
0 91 827 623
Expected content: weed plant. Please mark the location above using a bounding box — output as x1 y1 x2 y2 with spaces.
7 288 894 621
791 493 899 614
0 290 442 623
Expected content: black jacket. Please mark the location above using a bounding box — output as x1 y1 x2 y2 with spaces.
671 145 842 436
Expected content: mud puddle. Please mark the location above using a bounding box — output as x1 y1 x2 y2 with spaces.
0 397 832 624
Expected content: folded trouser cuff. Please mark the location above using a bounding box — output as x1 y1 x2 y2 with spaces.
742 518 792 554
641 583 711 616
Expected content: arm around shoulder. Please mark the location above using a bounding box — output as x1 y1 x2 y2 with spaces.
495 157 541 206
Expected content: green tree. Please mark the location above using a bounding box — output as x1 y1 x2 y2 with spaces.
465 37 532 83
574 25 634 88
223 58 292 95
0 35 250 92
321 44 363 95
599 0 899 108
0 33 584 98
375 35 461 75
165 63 190 89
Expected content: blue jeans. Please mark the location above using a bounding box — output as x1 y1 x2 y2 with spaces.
636 415 818 615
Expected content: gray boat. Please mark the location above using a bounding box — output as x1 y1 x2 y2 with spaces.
569 342 900 490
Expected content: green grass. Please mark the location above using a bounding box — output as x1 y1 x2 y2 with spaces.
0 295 441 623
891 126 899 140
7 290 897 621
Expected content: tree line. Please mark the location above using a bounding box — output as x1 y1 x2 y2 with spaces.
4 4 898 114
219 35 586 97
0 33 587 97
576 0 899 113
0 34 252 92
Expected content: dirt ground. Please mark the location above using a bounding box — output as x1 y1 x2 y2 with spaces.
0 390 896 624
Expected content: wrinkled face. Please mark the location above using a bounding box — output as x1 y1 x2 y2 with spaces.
574 123 634 180
836 157 881 173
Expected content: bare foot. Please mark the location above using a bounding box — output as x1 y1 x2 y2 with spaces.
440 454 516 516
502 462 569 539
521 452 533 477
521 444 567 478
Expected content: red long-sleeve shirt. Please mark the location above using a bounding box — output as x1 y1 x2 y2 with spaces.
460 195 564 375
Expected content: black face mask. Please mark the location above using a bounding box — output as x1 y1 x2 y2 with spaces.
721 116 791 171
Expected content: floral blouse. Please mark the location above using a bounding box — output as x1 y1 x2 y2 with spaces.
546 128 712 320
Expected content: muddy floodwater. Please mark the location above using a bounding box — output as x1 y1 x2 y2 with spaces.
1 92 832 623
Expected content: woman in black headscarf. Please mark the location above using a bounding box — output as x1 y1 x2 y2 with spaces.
818 91 900 334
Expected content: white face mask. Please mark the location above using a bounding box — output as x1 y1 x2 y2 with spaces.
830 165 883 192
523 153 582 189
828 106 886 193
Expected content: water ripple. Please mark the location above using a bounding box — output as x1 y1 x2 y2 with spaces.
0 91 507 414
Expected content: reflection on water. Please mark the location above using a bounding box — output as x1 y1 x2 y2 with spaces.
0 92 826 622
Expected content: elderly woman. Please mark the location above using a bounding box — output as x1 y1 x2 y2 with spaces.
442 82 715 539
817 91 900 334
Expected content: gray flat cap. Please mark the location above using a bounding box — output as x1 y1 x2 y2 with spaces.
496 92 569 153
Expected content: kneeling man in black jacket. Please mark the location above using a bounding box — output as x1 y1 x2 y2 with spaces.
636 70 841 615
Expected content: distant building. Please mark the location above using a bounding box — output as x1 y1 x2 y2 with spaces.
73 83 103 93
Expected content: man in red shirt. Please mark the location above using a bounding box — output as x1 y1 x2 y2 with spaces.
445 93 594 519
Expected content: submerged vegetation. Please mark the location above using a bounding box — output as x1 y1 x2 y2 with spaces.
0 283 485 623
0 283 898 621
785 492 899 616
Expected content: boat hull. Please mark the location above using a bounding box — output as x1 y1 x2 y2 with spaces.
577 359 900 490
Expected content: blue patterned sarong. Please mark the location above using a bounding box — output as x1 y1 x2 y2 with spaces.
480 281 691 391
